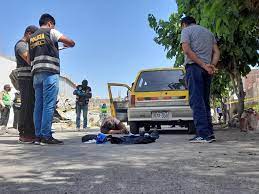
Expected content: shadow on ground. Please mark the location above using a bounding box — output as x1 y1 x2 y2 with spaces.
0 128 259 193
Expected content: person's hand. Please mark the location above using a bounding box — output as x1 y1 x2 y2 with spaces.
58 43 70 50
63 43 70 48
210 64 218 74
0 103 5 108
121 129 129 134
203 64 217 75
202 64 214 75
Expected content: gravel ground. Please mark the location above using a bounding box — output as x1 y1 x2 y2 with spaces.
0 127 259 194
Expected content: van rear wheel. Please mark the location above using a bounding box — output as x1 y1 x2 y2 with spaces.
129 122 139 134
188 122 196 134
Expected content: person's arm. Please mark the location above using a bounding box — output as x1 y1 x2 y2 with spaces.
182 43 214 74
211 43 220 67
108 129 127 134
73 89 78 95
117 122 129 134
86 87 92 98
73 88 85 97
106 122 128 134
21 51 30 65
59 35 75 48
51 29 75 48
181 29 215 74
0 92 5 108
16 42 30 65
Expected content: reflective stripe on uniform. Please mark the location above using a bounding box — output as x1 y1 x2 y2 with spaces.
32 55 60 65
16 66 32 77
32 63 60 72
17 72 32 77
16 66 32 71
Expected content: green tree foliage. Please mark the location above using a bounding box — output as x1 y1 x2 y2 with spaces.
148 13 184 66
148 0 259 117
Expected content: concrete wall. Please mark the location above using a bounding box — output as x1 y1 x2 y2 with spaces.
0 56 17 127
0 56 16 89
59 76 76 101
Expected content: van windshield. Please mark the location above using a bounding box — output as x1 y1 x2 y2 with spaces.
135 70 186 92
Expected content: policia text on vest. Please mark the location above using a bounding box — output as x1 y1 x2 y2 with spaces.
30 33 46 49
29 28 60 75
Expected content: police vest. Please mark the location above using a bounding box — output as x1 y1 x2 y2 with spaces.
29 28 60 75
14 40 32 79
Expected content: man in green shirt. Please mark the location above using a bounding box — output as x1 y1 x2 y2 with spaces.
0 84 12 134
101 103 107 114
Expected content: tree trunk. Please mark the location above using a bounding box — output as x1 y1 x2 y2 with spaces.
224 97 231 124
221 99 227 124
229 63 245 118
237 73 245 118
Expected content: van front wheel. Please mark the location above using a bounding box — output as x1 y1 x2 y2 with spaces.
129 122 139 134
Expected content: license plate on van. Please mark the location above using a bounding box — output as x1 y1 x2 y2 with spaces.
152 111 170 120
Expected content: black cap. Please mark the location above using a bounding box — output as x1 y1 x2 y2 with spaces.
180 16 196 26
82 80 88 86
25 25 39 34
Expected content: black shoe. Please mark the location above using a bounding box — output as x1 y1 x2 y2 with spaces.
189 136 213 143
209 135 216 142
189 135 198 141
41 137 64 145
18 136 35 144
34 137 41 145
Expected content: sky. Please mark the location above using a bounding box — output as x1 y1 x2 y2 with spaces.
0 0 177 98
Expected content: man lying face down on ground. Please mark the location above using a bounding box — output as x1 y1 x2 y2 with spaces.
100 116 129 134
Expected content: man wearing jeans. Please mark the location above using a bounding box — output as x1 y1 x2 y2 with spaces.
73 80 92 130
29 13 75 145
180 16 220 143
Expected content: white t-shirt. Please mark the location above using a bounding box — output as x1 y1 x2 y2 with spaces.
50 29 63 43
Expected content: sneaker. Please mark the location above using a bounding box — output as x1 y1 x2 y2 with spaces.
0 126 7 135
18 136 35 144
209 135 216 142
189 136 213 143
6 128 19 135
189 135 198 141
76 127 80 131
34 137 41 145
40 137 64 145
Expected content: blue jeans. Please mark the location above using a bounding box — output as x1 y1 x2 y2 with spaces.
33 72 59 139
186 64 213 138
76 103 88 128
